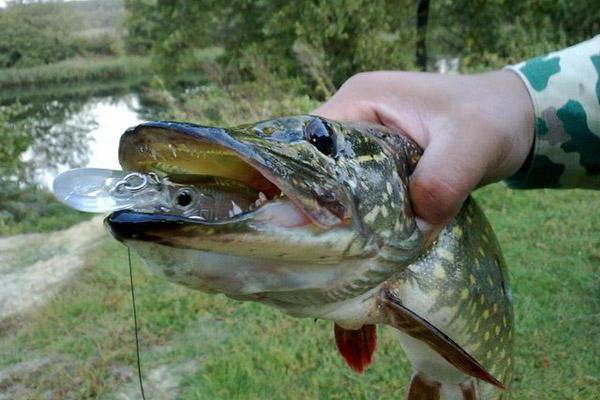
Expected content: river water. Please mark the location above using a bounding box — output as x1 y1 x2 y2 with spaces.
4 85 169 190
34 95 145 188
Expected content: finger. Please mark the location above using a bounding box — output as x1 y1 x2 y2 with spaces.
312 96 378 122
312 73 383 122
409 136 485 227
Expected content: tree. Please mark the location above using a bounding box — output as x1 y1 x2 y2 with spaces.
124 0 600 93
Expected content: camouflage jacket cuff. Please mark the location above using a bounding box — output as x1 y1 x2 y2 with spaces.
505 35 600 190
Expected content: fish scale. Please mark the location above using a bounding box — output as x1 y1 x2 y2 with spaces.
97 116 513 399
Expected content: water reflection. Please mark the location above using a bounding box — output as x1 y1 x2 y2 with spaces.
33 95 145 188
4 80 193 191
25 99 98 185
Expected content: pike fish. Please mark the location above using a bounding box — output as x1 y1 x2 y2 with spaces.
104 116 513 399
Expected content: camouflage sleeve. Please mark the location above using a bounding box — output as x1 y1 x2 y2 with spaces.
505 35 600 190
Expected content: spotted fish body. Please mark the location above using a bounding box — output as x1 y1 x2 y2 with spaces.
105 116 513 399
389 199 513 399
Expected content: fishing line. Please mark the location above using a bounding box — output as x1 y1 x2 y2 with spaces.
128 248 147 400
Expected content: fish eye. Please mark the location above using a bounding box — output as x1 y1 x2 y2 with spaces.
175 189 194 208
304 118 336 157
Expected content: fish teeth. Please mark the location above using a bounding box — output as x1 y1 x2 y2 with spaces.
231 200 243 215
248 191 272 212
168 144 177 158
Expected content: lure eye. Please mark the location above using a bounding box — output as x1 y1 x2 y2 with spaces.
304 118 336 157
175 189 194 208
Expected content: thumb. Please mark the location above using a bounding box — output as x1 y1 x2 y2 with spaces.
409 136 485 232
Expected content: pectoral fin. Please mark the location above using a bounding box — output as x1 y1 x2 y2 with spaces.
334 323 377 373
379 289 506 389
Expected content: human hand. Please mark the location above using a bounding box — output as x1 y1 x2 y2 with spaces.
312 70 534 239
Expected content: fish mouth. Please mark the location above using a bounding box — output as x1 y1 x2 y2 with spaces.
106 120 346 239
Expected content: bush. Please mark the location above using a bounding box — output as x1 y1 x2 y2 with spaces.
148 76 319 126
70 33 124 57
0 103 34 182
0 183 90 236
0 0 125 68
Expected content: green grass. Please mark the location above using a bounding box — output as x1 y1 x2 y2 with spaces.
0 56 151 89
0 188 91 237
0 184 598 399
475 186 600 399
0 207 91 237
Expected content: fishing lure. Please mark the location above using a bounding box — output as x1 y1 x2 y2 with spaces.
53 168 167 212
53 167 254 221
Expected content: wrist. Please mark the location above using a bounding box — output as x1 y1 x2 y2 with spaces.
503 70 536 177
476 70 535 182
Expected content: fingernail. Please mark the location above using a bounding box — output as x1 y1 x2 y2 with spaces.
415 217 433 236
415 217 443 246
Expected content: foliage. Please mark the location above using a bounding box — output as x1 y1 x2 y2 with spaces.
0 56 151 89
123 0 162 54
125 0 600 96
220 0 417 91
124 0 219 77
125 0 418 96
0 103 35 182
70 33 124 58
150 59 319 126
428 0 600 70
0 183 90 236
0 0 125 68
0 4 77 68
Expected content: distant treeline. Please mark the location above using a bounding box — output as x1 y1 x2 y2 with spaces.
0 0 124 69
124 0 599 98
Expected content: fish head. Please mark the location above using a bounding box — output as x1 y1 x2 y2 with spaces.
104 116 422 298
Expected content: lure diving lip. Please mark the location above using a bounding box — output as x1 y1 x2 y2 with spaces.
52 168 167 213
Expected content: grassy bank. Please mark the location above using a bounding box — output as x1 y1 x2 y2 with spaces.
0 77 146 104
0 184 598 399
0 188 91 237
0 56 151 90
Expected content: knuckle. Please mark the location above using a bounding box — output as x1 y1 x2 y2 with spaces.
342 72 375 90
409 175 465 225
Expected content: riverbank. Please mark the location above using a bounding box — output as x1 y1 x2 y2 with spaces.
0 56 151 91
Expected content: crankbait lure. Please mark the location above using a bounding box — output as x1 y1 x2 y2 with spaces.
53 168 230 220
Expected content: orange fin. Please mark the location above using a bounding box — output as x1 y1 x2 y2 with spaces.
380 289 506 389
334 323 377 373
